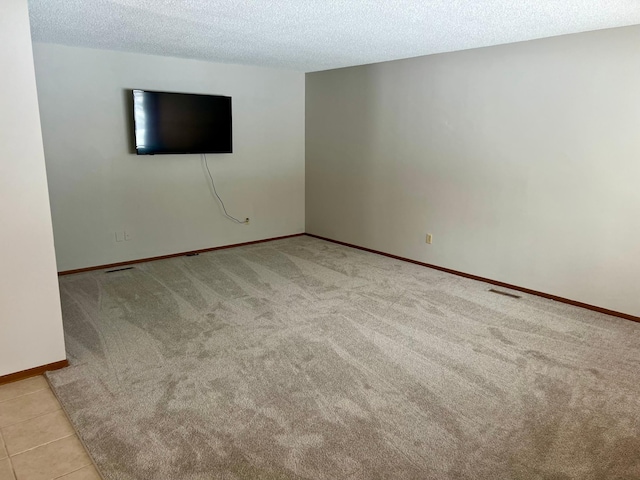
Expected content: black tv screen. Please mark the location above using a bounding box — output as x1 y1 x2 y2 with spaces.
132 90 232 155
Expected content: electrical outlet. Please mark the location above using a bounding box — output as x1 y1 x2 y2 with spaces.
124 231 132 241
426 233 433 244
115 231 124 242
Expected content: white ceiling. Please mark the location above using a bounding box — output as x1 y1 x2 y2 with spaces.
28 0 640 72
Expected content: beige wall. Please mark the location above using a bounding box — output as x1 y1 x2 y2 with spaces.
33 43 305 272
0 0 66 376
306 26 640 317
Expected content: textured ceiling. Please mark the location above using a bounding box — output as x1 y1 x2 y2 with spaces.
28 0 640 72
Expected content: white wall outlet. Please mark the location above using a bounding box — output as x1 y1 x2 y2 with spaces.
124 230 132 241
426 233 433 244
115 231 124 242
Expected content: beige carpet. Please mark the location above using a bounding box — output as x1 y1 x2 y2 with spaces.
47 236 640 479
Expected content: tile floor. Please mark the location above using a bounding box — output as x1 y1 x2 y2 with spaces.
0 376 101 480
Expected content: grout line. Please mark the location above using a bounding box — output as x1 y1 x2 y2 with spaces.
0 431 14 480
0 386 49 405
9 433 76 458
0 408 63 431
51 461 93 480
9 459 17 480
0 430 6 462
3 436 17 480
0 407 63 430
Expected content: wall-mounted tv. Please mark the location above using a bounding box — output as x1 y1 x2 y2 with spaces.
132 90 232 155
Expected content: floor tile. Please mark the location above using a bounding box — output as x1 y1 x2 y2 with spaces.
2 410 75 456
11 435 91 480
0 377 49 403
0 458 14 480
0 432 6 459
0 389 60 428
55 464 101 480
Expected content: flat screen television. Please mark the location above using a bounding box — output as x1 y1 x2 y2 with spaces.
132 89 232 155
